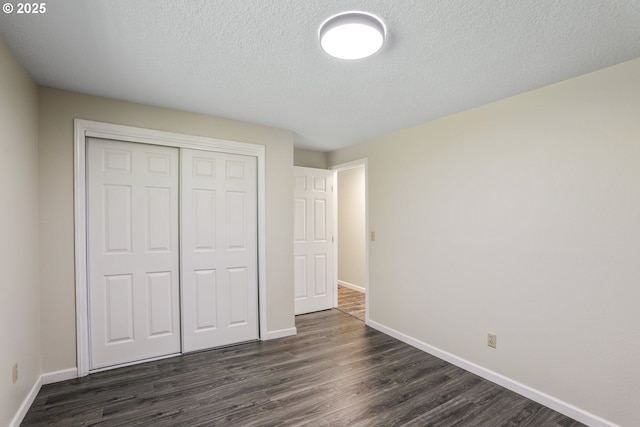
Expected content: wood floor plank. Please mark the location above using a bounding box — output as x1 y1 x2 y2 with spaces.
337 285 366 321
21 309 585 426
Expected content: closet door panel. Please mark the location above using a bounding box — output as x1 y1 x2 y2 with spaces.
87 138 180 370
181 149 258 352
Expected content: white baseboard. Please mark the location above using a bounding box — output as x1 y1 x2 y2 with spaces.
338 280 365 293
367 319 618 427
10 368 77 426
9 375 42 427
264 327 297 340
42 368 78 385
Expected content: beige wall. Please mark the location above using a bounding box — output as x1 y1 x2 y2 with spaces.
337 167 366 290
294 148 327 168
0 40 41 426
38 87 295 373
328 58 640 426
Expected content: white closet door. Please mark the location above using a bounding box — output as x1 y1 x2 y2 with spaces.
293 167 335 314
87 138 180 370
181 149 258 352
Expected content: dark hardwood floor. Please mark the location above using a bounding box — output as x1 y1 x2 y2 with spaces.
337 284 365 321
22 310 584 426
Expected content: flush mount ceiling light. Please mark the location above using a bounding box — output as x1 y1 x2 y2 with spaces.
319 12 386 60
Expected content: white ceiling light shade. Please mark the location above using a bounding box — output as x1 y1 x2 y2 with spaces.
319 12 386 60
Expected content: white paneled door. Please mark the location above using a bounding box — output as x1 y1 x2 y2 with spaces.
87 138 181 370
294 167 335 314
181 149 258 352
87 138 258 370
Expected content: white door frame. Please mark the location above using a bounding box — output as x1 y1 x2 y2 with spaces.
73 119 268 377
330 158 370 324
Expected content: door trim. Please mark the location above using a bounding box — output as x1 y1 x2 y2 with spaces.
330 158 369 324
74 119 267 377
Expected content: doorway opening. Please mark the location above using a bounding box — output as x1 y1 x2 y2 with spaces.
332 160 368 322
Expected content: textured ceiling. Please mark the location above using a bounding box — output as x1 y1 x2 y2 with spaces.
2 1 640 151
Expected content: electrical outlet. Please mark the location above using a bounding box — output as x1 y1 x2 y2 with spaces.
12 363 18 384
487 333 497 349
